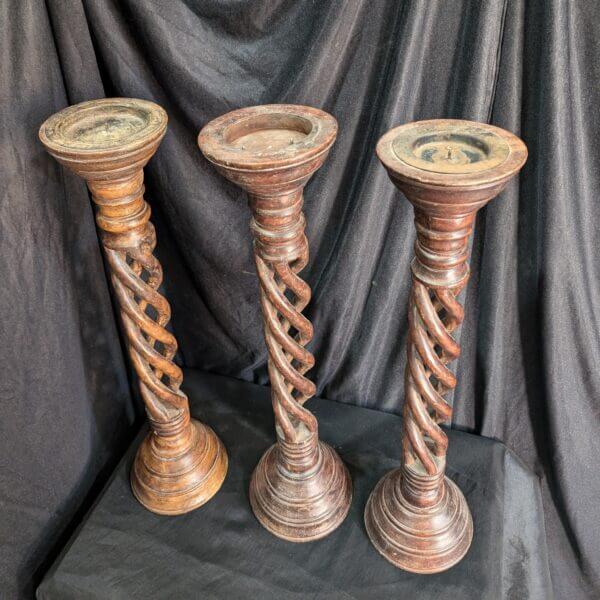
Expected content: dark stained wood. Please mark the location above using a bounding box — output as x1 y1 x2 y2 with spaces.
199 105 352 542
39 98 228 515
365 119 527 573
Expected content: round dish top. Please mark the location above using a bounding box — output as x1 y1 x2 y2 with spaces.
377 119 527 187
39 98 167 157
198 104 337 170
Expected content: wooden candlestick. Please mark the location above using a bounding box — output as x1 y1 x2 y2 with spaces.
39 98 227 515
365 119 527 573
199 105 352 542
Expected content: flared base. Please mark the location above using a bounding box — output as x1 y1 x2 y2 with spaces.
131 419 228 515
364 467 473 573
249 440 352 542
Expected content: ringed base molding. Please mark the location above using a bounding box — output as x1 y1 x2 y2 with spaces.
249 436 352 542
131 419 228 515
364 467 473 573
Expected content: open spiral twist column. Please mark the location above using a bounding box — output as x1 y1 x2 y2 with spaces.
199 105 352 541
365 119 527 573
250 190 317 442
40 98 227 515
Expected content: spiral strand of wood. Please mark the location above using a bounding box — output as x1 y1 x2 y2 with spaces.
250 190 317 443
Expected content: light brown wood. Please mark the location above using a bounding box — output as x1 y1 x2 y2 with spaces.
39 98 227 515
366 119 527 573
199 105 352 541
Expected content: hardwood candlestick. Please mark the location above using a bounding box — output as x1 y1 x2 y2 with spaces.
365 119 527 573
199 105 352 542
39 98 228 515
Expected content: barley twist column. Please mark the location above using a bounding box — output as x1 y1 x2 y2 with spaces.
250 189 318 442
40 98 227 515
365 119 527 573
401 212 472 484
199 104 352 541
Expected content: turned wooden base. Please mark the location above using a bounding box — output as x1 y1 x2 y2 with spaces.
249 433 352 542
364 467 473 573
131 419 228 515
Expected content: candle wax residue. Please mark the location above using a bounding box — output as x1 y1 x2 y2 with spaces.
418 141 484 167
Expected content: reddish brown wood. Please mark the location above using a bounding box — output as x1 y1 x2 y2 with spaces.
199 105 352 541
39 98 228 515
365 119 527 572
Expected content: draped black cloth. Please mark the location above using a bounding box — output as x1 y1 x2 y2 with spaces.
38 370 553 600
1 1 598 598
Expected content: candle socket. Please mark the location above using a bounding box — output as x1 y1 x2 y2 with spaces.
365 119 527 573
39 99 227 515
199 105 352 541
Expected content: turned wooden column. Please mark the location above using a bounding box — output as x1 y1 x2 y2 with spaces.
365 119 527 572
199 105 352 541
39 98 227 515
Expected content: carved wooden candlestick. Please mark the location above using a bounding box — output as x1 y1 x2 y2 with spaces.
39 98 228 515
199 105 352 541
365 119 527 573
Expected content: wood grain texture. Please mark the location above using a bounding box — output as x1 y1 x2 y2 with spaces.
365 119 527 573
199 105 351 541
40 98 227 515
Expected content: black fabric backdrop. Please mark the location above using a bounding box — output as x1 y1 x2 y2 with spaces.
1 0 599 598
